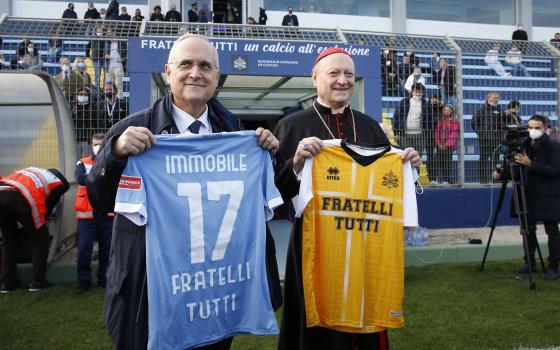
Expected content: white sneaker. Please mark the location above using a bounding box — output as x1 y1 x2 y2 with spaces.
429 180 438 185
441 181 450 187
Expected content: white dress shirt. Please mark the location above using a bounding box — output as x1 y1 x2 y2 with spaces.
171 103 213 134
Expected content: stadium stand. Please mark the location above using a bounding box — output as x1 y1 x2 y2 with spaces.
0 15 558 188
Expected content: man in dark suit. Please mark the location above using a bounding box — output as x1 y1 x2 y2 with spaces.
281 5 299 26
117 6 131 20
87 34 280 350
62 2 77 18
165 4 182 22
188 2 199 22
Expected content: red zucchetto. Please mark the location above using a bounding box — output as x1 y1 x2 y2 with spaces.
314 47 351 65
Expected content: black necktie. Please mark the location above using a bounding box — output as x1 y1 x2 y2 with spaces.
188 120 203 134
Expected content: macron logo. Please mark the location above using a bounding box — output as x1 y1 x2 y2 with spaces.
119 176 142 190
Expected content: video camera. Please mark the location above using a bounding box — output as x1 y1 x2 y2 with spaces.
501 124 529 161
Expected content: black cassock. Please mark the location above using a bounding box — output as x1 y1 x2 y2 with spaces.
273 101 391 350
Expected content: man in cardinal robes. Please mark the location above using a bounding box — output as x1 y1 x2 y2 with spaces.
273 48 421 350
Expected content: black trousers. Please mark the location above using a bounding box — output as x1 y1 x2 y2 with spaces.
524 221 560 269
0 189 50 282
478 137 500 184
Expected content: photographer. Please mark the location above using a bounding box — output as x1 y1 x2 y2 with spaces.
494 115 560 280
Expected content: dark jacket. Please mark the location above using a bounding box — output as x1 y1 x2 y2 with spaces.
150 12 165 21
431 66 456 96
84 8 101 19
62 8 77 19
187 8 198 22
282 13 298 26
117 13 131 21
512 29 528 41
507 134 560 221
106 0 120 20
259 8 267 25
393 97 431 137
165 9 182 22
471 103 509 134
87 94 281 349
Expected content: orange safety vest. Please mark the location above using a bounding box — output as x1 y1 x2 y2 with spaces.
74 157 113 219
1 167 64 229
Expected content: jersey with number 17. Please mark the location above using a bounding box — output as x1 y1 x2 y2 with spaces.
114 131 283 350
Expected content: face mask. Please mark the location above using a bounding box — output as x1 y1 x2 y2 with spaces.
413 96 421 101
92 144 101 155
529 129 543 140
96 31 103 36
77 62 86 70
105 92 113 99
62 64 70 72
77 95 89 104
27 48 33 54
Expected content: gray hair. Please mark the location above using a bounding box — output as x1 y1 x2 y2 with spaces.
168 33 219 68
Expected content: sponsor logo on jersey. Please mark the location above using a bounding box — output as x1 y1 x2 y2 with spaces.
326 166 340 180
119 175 142 190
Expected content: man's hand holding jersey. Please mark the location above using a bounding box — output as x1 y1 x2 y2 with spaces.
112 125 280 158
293 136 422 174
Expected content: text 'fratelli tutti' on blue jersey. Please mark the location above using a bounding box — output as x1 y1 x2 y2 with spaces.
114 131 283 350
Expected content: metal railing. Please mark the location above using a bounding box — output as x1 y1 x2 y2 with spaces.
0 15 558 187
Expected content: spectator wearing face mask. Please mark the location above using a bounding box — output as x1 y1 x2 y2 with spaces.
84 1 101 19
73 56 92 87
18 43 43 71
72 87 101 146
55 56 84 101
74 133 114 294
62 2 78 19
98 81 126 131
485 43 511 77
99 8 107 20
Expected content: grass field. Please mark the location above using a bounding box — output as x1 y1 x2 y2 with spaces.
1 260 559 350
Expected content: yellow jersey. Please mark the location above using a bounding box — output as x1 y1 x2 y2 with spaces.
295 139 418 333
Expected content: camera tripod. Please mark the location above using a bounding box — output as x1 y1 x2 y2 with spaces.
479 161 545 290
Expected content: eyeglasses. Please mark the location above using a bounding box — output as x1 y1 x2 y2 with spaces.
169 59 218 73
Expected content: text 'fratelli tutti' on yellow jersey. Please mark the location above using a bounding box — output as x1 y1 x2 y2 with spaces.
295 139 418 333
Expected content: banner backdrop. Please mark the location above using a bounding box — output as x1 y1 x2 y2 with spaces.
128 37 381 119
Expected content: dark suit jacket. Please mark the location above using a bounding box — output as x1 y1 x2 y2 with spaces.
282 14 299 26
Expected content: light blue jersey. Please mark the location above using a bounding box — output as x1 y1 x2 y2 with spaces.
115 131 283 350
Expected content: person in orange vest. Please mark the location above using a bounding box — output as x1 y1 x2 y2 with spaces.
75 133 113 294
0 167 69 293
